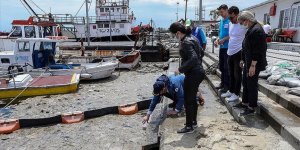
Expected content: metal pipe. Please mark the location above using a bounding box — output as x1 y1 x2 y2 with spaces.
184 0 188 21
176 2 179 21
22 0 40 21
109 10 112 42
85 0 91 46
199 0 203 24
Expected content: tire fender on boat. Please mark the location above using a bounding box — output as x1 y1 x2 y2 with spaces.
61 111 84 124
0 119 20 134
118 103 138 115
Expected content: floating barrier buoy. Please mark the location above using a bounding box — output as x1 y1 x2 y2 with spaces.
61 111 84 124
118 103 138 115
0 119 20 134
0 99 151 134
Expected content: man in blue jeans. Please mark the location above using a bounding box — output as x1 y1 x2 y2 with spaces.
142 74 203 124
214 4 230 92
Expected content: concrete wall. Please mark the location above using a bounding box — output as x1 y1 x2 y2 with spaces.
246 0 300 42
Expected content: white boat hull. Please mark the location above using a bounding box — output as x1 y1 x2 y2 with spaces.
30 62 118 80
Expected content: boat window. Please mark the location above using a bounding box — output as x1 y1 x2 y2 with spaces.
98 23 104 28
122 8 127 14
120 24 124 28
1 58 10 64
18 42 30 52
105 8 109 12
111 23 115 28
117 8 120 12
24 26 36 38
100 8 104 12
34 42 41 51
10 26 22 37
43 42 54 51
104 24 109 28
110 8 114 12
38 26 43 38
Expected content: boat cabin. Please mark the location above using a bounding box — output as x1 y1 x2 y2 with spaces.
0 38 59 72
9 16 60 39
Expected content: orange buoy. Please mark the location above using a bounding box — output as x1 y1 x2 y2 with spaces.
0 119 20 134
118 103 138 115
61 111 84 124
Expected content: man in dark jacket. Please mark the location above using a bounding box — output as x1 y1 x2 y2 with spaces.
169 22 205 133
236 11 267 116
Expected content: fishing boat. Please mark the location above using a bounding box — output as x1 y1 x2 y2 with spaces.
0 38 118 80
61 49 141 70
0 73 80 99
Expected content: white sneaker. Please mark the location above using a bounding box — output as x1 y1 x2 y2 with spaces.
221 91 232 98
226 94 239 102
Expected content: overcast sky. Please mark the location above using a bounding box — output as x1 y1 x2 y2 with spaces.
0 0 267 31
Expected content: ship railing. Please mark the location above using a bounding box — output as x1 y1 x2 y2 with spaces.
96 0 129 7
89 15 132 22
35 14 86 25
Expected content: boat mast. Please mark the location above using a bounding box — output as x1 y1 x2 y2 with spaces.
85 0 91 46
22 0 41 21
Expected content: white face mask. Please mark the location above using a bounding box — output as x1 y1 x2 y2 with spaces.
240 24 248 30
240 21 248 30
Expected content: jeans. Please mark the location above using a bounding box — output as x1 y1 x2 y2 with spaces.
228 51 242 95
184 69 205 127
219 48 230 89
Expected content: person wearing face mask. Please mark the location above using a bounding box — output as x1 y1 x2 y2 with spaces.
237 11 267 116
214 4 230 93
221 6 247 102
169 22 205 134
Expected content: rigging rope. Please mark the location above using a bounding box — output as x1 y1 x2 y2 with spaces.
20 0 33 16
75 0 86 17
29 0 46 14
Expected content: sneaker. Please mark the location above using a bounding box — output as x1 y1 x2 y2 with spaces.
177 126 195 134
221 91 232 98
226 94 239 102
233 102 248 109
240 107 255 116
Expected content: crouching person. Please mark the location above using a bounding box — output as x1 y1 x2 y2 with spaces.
142 74 204 124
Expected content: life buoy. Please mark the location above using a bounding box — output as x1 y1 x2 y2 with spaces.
0 119 20 134
118 103 138 115
61 111 84 124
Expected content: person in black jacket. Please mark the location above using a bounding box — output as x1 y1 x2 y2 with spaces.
235 11 267 116
169 22 205 133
